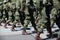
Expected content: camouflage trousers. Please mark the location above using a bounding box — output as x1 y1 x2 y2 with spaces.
23 16 37 30
37 18 47 32
23 19 30 29
58 30 60 38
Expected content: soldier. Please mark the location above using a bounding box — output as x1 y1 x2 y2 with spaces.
11 0 20 31
0 2 3 26
3 0 13 28
2 10 7 28
11 2 16 22
49 0 60 39
22 0 43 40
22 0 37 34
53 0 60 29
28 0 38 32
21 0 29 35
0 2 3 19
2 1 9 23
12 9 20 31
52 0 60 39
5 10 12 26
50 7 57 28
18 0 25 26
2 2 7 27
2 2 6 23
44 0 53 38
36 7 47 40
9 0 24 31
6 0 12 17
39 0 44 16
15 9 20 23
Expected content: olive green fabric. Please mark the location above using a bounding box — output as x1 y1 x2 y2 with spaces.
8 11 12 21
14 10 20 21
2 11 6 21
23 5 30 29
12 0 16 2
0 0 4 2
50 8 57 27
0 4 2 18
53 0 60 10
58 31 60 38
37 7 47 32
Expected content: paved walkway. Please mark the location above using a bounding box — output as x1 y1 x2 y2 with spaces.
0 23 59 40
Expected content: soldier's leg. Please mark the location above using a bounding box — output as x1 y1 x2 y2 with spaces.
50 20 55 28
4 20 10 28
2 10 6 23
56 9 60 29
0 19 2 26
5 10 8 20
4 17 12 28
12 24 16 31
45 18 53 38
9 17 13 25
12 15 14 22
20 14 25 25
1 10 3 20
20 19 24 25
5 10 12 26
30 17 38 32
39 7 43 16
0 11 2 19
12 10 20 30
57 30 60 40
56 20 60 29
0 11 2 26
12 12 15 22
22 19 30 35
45 7 53 38
11 20 17 31
35 20 44 40
19 11 25 25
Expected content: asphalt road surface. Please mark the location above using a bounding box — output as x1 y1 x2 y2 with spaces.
0 23 59 40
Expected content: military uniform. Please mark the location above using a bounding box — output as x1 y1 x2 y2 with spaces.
36 0 44 16
14 10 20 23
18 0 25 25
2 10 6 23
58 30 60 40
6 1 13 20
53 0 60 39
11 10 20 30
5 1 13 22
50 8 57 27
0 0 4 2
23 7 30 30
3 1 7 21
3 1 9 21
8 11 12 22
11 2 16 22
34 0 47 32
0 2 3 25
37 7 47 32
53 0 60 29
44 0 53 38
3 1 14 27
22 0 30 30
0 2 3 19
25 0 37 31
22 0 38 35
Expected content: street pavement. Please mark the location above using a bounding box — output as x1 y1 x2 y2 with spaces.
0 23 59 40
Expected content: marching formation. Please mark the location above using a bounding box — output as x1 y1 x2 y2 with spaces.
0 0 60 40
